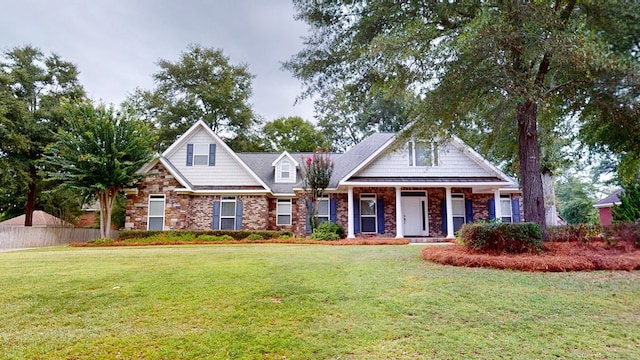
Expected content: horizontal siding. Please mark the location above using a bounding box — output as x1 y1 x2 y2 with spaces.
274 159 297 184
357 143 493 178
167 128 262 186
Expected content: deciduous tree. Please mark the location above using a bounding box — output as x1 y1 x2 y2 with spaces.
0 46 84 225
285 1 640 235
126 44 259 151
262 116 329 152
42 102 155 238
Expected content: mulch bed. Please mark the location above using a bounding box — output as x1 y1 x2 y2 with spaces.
421 241 640 272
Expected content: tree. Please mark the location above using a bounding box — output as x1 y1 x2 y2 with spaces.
42 102 156 238
126 44 259 151
301 147 334 232
262 116 329 152
0 46 85 226
285 1 640 235
612 182 640 223
555 176 598 224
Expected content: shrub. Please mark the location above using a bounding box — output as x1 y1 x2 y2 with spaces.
89 238 114 245
602 222 640 248
458 222 542 253
118 230 280 241
310 221 344 241
198 235 234 242
245 233 264 241
547 224 601 243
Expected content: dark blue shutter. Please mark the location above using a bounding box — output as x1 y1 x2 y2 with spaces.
441 199 447 234
354 198 360 234
330 198 337 223
512 199 521 223
209 144 216 166
488 199 496 220
465 199 473 223
186 144 194 166
212 201 220 229
377 199 385 234
235 200 243 230
305 200 311 234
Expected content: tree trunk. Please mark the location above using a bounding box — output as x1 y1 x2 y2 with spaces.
24 167 37 227
517 100 547 237
542 172 559 226
98 190 116 239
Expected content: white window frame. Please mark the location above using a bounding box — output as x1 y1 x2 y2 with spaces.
220 196 237 230
500 194 513 223
147 194 165 230
409 141 438 167
316 196 330 224
276 199 292 226
281 159 290 179
451 194 466 225
192 143 209 166
360 193 377 233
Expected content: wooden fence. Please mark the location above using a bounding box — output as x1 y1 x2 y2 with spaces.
0 227 118 250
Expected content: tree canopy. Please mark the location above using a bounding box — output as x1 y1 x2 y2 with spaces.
0 46 84 225
261 116 329 152
127 44 259 151
285 1 640 233
42 101 156 238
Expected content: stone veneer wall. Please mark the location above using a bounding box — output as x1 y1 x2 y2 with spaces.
126 163 270 231
125 163 187 230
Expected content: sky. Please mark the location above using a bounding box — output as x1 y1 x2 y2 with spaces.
0 0 315 122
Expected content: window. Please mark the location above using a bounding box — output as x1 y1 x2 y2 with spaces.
193 144 209 166
500 195 513 223
187 143 215 166
147 195 165 230
409 141 438 167
360 194 377 233
220 196 236 230
281 159 290 179
451 194 466 232
276 199 292 225
317 196 329 224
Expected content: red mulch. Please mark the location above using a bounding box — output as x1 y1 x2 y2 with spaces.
421 241 640 272
70 238 410 247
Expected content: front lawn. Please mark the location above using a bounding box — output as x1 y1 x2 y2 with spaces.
1 245 638 359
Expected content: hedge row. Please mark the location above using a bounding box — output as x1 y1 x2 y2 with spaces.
458 222 543 253
118 229 293 241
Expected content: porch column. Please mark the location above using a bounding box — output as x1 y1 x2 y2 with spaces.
395 187 404 238
445 187 455 239
347 186 355 238
493 189 502 220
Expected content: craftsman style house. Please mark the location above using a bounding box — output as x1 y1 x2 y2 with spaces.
125 120 523 239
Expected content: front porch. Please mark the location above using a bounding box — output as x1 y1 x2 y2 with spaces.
341 186 521 239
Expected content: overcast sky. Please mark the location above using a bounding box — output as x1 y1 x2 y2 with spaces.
0 0 315 122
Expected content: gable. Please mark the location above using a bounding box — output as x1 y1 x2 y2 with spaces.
354 139 503 179
164 125 263 187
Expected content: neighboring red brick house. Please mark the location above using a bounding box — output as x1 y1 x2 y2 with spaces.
593 189 622 226
125 121 523 239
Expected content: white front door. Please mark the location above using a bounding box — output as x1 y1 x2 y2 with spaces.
401 195 428 236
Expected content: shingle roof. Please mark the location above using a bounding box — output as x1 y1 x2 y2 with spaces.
594 189 623 208
329 133 395 187
0 210 73 227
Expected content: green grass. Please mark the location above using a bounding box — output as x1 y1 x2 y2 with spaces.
0 245 638 359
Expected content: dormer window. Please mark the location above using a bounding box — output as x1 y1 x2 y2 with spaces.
272 151 298 183
281 159 290 179
409 141 438 167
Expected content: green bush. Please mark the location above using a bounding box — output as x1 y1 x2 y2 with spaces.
458 222 542 253
547 224 601 243
198 235 234 242
89 238 114 245
310 221 343 241
602 222 640 248
245 233 264 240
